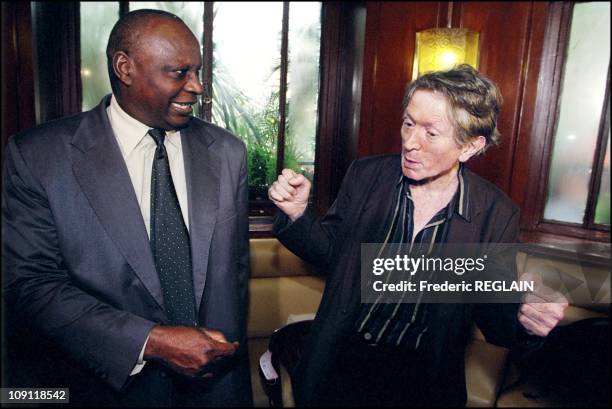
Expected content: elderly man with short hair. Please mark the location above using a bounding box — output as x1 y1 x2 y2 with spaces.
269 65 567 407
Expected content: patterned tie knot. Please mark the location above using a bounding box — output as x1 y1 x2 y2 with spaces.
148 129 166 159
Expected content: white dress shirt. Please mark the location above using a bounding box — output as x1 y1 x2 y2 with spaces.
107 95 189 235
106 94 190 376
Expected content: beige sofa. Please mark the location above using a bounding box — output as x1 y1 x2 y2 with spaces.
247 238 610 407
248 238 324 407
495 252 610 407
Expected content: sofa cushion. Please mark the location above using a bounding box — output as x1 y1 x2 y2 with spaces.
250 238 314 278
495 253 610 407
465 338 509 407
522 255 610 311
247 276 325 338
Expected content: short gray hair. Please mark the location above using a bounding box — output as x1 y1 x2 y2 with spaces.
403 64 503 153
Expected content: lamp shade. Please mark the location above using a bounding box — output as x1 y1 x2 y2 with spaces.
413 28 480 79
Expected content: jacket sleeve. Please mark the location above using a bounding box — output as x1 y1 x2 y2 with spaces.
273 161 357 271
236 144 250 343
1 137 155 392
472 205 544 350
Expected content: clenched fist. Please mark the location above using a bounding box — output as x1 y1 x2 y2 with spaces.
517 272 568 337
268 168 311 221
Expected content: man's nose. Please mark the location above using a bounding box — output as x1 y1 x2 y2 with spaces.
185 72 204 95
402 129 421 151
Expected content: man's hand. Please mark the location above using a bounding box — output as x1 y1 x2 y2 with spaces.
268 168 311 221
144 326 238 378
517 272 569 337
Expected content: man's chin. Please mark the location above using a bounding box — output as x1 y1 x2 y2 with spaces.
402 167 422 180
402 167 441 185
167 116 192 131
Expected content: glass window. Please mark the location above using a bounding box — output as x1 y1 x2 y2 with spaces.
285 2 321 181
594 131 610 225
80 2 119 111
212 2 283 200
80 1 322 205
129 2 203 42
81 2 321 204
543 2 610 224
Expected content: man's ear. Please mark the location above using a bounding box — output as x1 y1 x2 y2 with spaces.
459 136 486 162
113 51 133 86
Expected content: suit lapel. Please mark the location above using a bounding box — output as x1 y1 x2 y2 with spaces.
446 169 481 243
70 96 164 311
182 123 220 313
358 157 404 243
338 157 403 309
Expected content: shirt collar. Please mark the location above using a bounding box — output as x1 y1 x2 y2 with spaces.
395 172 404 187
398 163 472 222
455 163 471 221
107 94 180 156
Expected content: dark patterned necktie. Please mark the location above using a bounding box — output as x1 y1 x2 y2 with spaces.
148 128 196 326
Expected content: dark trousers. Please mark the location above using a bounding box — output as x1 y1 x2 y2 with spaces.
319 332 433 407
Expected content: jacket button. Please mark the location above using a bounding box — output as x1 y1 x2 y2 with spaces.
363 332 372 341
159 370 167 378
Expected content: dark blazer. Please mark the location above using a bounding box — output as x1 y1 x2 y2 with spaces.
2 95 252 406
274 154 525 406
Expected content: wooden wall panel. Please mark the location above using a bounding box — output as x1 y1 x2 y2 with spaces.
458 1 533 192
1 2 36 153
358 1 539 195
316 2 367 214
511 2 550 220
32 2 81 123
358 2 444 158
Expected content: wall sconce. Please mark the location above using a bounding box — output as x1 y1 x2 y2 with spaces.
412 28 480 80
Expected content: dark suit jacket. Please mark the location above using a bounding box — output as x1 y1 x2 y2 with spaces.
274 154 526 406
2 95 252 406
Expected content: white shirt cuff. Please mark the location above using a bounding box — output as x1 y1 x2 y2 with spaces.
129 333 150 376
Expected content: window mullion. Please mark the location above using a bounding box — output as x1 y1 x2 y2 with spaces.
276 1 290 176
119 1 129 18
584 65 610 229
202 2 214 122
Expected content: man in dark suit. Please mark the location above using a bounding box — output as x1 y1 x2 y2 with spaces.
2 9 251 406
268 65 567 406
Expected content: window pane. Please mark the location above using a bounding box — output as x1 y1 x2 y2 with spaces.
128 2 203 46
544 2 611 223
595 131 610 225
80 2 119 111
285 2 321 183
129 2 204 118
212 2 283 201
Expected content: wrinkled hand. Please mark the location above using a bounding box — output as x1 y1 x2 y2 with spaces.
268 168 311 221
144 325 238 378
517 272 569 337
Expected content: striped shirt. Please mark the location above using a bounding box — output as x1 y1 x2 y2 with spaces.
353 166 471 349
